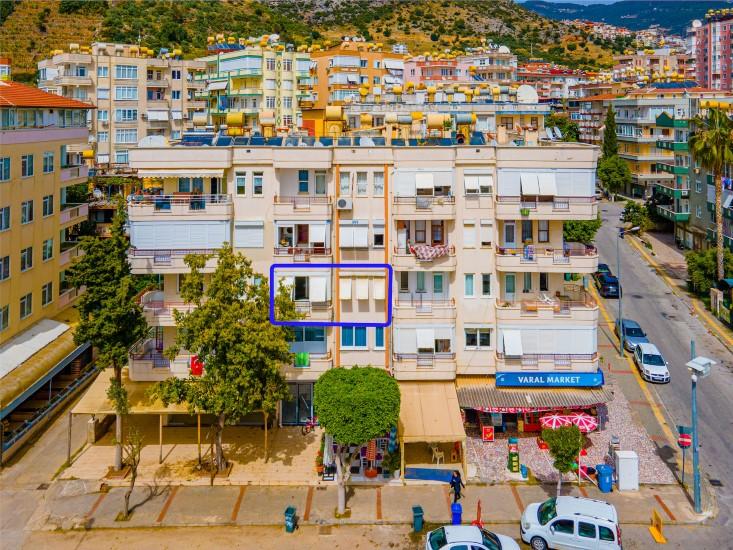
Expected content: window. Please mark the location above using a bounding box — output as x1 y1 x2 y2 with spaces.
171 69 181 80
598 526 615 542
43 151 54 173
42 238 53 261
253 172 263 195
0 157 9 181
373 76 380 85
283 115 293 127
578 522 596 539
696 205 702 218
42 282 53 306
481 274 491 296
172 90 181 100
538 220 549 243
523 272 532 293
540 272 549 292
20 292 32 319
20 247 33 271
283 97 292 109
0 255 9 280
416 272 426 292
341 326 367 349
115 65 138 79
298 170 309 193
339 172 351 195
115 128 138 143
266 96 275 109
356 172 368 195
463 220 476 247
522 220 533 242
360 59 367 68
551 520 574 535
415 221 426 243
266 58 275 71
0 304 7 331
315 171 326 195
465 328 492 349
235 172 246 195
695 180 702 193
115 108 137 122
373 223 384 247
375 327 385 349
433 273 443 294
115 150 129 164
373 171 384 196
115 86 138 100
283 59 292 72
177 177 204 193
171 130 181 140
465 274 474 297
21 154 34 177
399 272 409 292
97 88 110 100
500 116 513 130
464 174 492 195
21 200 33 224
97 131 108 142
0 206 9 231
480 219 492 247
97 66 108 77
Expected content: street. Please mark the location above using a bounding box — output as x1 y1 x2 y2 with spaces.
595 200 733 539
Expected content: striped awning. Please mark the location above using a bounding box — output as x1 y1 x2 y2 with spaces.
456 376 614 413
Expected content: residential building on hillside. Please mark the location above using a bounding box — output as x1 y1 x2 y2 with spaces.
612 48 689 83
516 62 589 102
38 43 206 173
403 48 516 88
688 11 733 92
568 81 635 145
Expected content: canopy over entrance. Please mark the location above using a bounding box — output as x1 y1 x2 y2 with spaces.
398 382 466 444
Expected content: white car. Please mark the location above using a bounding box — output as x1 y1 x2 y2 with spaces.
426 525 520 550
520 496 621 550
633 342 670 383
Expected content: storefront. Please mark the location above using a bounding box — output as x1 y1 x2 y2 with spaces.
281 382 313 425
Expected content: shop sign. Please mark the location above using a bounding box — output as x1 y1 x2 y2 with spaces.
495 370 604 388
482 426 495 442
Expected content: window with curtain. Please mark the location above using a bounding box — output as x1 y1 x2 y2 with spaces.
375 327 384 349
415 221 426 243
538 220 549 243
356 172 368 195
465 274 474 297
315 172 326 195
339 172 351 195
416 272 425 292
373 171 384 196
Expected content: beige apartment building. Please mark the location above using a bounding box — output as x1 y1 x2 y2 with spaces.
38 43 206 171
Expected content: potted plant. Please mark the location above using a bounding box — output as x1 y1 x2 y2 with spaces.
315 452 324 474
381 450 401 479
520 207 530 216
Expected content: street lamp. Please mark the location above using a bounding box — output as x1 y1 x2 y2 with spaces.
616 226 640 356
685 355 715 514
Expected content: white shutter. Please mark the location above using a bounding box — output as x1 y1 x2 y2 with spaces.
339 278 352 300
463 220 476 248
373 278 386 300
339 226 354 248
310 276 328 302
310 224 327 244
537 173 557 196
415 172 434 193
416 328 435 350
464 175 479 194
478 175 493 194
353 225 369 248
520 173 540 195
480 219 493 246
234 222 264 248
395 328 417 354
355 278 369 300
394 171 414 196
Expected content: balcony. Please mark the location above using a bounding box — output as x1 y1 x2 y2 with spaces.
656 162 689 176
394 294 456 321
128 248 220 274
54 75 93 86
128 338 192 382
273 196 332 219
283 351 333 381
496 289 597 324
140 290 197 326
146 78 169 87
392 196 456 219
58 286 83 309
656 139 688 152
272 246 333 263
392 352 456 381
653 180 690 199
496 352 599 373
59 203 89 227
58 241 84 267
656 204 690 222
495 196 597 221
294 300 333 321
127 194 233 221
391 244 457 272
495 243 598 273
60 165 89 183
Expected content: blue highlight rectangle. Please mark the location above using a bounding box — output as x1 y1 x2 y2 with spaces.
269 262 393 328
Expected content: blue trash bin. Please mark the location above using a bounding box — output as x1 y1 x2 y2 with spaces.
596 464 613 493
284 506 297 533
451 502 463 525
412 505 424 533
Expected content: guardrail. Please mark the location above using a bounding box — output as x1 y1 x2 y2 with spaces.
128 194 231 210
273 247 331 256
395 294 455 308
274 196 331 207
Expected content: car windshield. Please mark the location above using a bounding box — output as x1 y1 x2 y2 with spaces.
643 354 665 366
625 327 645 337
537 498 557 525
428 527 447 550
481 529 502 550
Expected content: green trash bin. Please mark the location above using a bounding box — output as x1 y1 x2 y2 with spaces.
412 505 424 533
284 506 297 533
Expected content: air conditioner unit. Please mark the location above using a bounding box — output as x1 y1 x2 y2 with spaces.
336 198 353 210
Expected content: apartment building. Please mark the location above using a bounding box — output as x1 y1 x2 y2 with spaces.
38 43 206 172
123 110 601 446
401 49 516 89
612 48 689 83
568 82 635 145
516 62 589 102
688 11 733 92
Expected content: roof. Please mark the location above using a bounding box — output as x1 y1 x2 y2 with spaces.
398 381 466 443
637 342 661 354
0 319 70 379
444 525 483 544
583 93 621 101
556 496 618 523
0 81 93 109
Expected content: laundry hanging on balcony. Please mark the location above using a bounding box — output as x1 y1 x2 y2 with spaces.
410 243 449 261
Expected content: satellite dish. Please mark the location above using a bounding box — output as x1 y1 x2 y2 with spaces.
516 85 539 104
498 45 511 54
138 135 168 147
692 19 702 28
92 188 103 199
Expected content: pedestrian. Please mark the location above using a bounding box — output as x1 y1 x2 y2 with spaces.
449 470 465 503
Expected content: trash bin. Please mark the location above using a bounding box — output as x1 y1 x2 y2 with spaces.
451 502 462 525
596 464 613 493
412 505 424 533
284 506 297 533
520 464 528 478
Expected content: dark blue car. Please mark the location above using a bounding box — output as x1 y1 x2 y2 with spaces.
597 274 621 298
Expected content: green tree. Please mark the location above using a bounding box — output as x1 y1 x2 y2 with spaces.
597 155 631 200
314 367 400 515
68 197 147 470
601 104 618 159
150 245 297 471
621 200 653 234
686 248 733 295
545 113 579 142
563 216 602 244
689 107 733 281
542 425 583 496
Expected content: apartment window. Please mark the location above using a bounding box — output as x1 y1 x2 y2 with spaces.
465 273 475 297
500 117 513 130
115 108 137 122
171 69 181 80
695 180 702 193
374 327 385 349
283 97 292 109
266 96 275 109
171 130 181 140
97 66 109 77
360 59 367 68
315 171 326 195
399 271 409 292
463 220 476 247
115 129 138 143
283 59 292 72
21 200 33 224
115 65 137 79
521 220 533 242
416 272 426 292
339 172 351 195
42 282 54 306
415 220 427 243
42 238 53 261
356 172 368 195
235 172 246 195
0 304 7 331
696 205 702 218
283 115 293 127
115 86 138 100
266 58 275 71
253 172 264 195
540 272 549 292
464 174 492 195
98 88 110 100
373 223 384 247
0 255 9 280
341 325 367 349
177 177 203 193
42 151 54 173
373 171 384 196
0 157 9 181
20 292 32 319
172 90 181 100
481 274 491 296
523 272 532 293
373 76 380 85
0 206 9 231
41 195 54 218
115 150 129 164
480 219 492 247
21 154 34 177
538 220 549 243
97 109 108 121
298 170 309 193
20 246 33 271
465 327 492 349
97 131 108 142
433 273 443 294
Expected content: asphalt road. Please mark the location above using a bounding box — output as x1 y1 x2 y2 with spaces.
595 201 733 538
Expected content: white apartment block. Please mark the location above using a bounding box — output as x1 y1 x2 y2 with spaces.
125 124 600 425
38 43 207 172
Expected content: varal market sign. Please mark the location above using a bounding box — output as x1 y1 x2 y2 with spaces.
496 370 604 388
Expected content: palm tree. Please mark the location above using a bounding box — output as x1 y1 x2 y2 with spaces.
689 107 733 281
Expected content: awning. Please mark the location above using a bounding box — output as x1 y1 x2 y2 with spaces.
384 59 404 70
310 224 327 243
373 278 386 300
72 367 189 415
310 277 328 302
171 110 183 120
503 330 523 357
456 376 614 413
416 328 435 349
355 278 369 300
520 173 540 195
537 173 557 195
464 176 480 192
136 169 224 178
415 173 434 190
339 278 352 300
206 80 228 91
399 382 466 443
146 110 169 121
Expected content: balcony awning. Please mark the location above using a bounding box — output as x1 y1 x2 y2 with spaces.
415 173 434 190
206 80 228 91
146 110 169 121
520 173 540 195
416 328 435 349
339 278 352 300
373 278 386 300
398 382 466 443
310 276 328 302
502 330 523 357
136 169 224 178
537 173 557 195
355 278 370 300
384 59 404 70
310 224 327 243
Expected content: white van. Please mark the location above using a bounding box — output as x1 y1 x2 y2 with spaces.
520 496 621 550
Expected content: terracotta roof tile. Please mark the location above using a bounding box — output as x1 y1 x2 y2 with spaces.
0 81 94 109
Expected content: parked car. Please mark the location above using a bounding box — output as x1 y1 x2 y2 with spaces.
596 274 622 298
614 318 650 352
633 342 671 383
521 496 621 550
593 263 612 284
426 525 520 550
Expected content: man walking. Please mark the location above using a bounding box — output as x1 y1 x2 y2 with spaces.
449 470 465 503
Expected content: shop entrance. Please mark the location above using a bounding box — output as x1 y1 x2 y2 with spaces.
281 383 313 425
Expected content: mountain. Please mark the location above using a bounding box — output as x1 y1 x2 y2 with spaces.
523 0 732 35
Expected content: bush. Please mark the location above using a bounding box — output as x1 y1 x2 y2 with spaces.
621 201 653 234
686 248 733 295
563 216 602 244
597 155 630 197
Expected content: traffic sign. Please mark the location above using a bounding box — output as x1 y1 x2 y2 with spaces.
678 433 692 448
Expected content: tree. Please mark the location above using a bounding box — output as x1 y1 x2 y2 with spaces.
542 425 583 496
314 367 400 515
546 113 579 142
68 197 147 471
563 216 602 244
597 155 631 200
121 427 143 520
601 104 618 159
621 200 653 234
686 248 733 295
149 245 297 472
689 107 733 281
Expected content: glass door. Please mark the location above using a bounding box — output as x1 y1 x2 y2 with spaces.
504 273 516 302
504 221 516 248
281 383 314 425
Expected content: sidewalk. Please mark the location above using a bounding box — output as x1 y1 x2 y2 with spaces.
29 478 703 533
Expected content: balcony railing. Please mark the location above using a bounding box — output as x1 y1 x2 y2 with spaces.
128 193 232 212
274 195 330 207
496 196 595 209
273 246 331 260
497 352 598 367
393 195 455 208
60 165 89 182
497 289 596 315
496 243 596 264
59 203 89 225
393 352 456 368
130 248 217 264
395 294 454 308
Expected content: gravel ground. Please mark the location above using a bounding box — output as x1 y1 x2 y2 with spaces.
466 387 676 484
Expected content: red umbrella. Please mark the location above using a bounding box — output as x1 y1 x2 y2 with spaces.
567 412 599 433
540 413 572 430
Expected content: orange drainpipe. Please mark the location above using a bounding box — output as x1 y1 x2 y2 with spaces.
333 164 340 369
384 163 390 371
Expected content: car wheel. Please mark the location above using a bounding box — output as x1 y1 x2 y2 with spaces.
530 536 548 550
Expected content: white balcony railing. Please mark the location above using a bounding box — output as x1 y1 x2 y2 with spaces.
59 203 89 225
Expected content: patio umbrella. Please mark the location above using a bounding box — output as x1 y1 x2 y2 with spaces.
567 412 599 433
540 413 572 430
